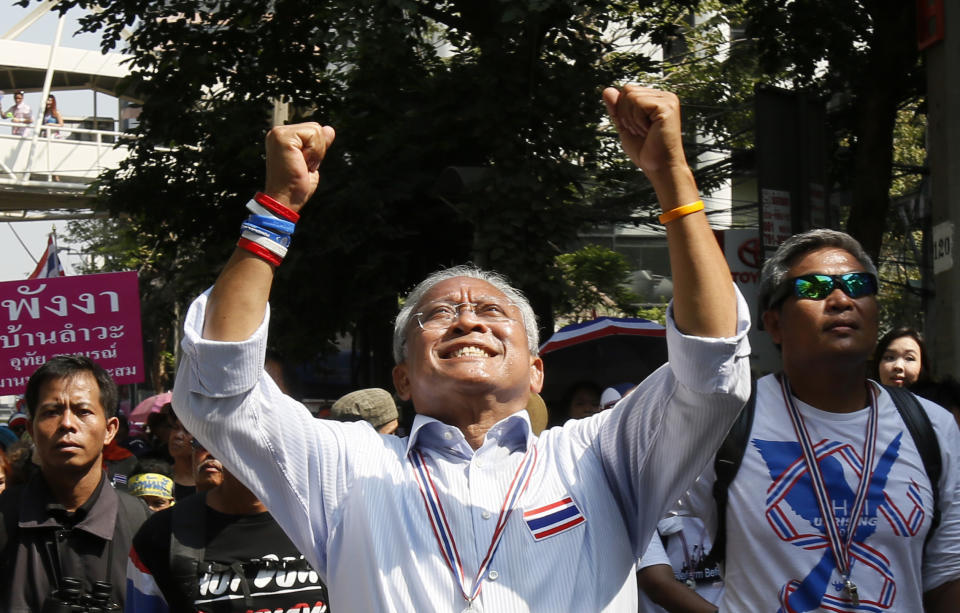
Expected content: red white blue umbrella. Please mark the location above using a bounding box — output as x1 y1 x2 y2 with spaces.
539 316 667 409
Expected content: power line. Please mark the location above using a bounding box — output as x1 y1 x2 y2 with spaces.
7 222 38 265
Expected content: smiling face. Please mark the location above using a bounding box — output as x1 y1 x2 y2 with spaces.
763 247 879 374
392 277 543 420
878 335 923 387
27 372 118 477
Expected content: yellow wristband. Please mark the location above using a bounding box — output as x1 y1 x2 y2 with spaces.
658 200 704 224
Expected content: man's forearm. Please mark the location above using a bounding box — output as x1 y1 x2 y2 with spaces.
601 86 737 340
202 248 275 341
637 565 719 613
202 123 334 342
650 166 736 339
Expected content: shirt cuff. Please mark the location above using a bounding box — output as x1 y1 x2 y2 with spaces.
179 289 270 397
664 284 751 395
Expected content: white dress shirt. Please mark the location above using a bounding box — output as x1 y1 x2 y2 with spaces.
173 288 751 612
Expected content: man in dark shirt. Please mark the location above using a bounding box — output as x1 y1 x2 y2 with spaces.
126 436 329 612
0 355 150 611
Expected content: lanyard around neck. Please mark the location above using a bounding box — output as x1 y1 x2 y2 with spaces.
779 375 879 588
410 445 538 608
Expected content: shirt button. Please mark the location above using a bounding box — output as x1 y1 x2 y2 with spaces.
442 431 453 441
481 511 492 520
488 570 499 581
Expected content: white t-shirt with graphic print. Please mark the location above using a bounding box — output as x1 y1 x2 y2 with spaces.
678 374 960 612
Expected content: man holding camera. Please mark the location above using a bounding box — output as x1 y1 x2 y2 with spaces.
0 356 150 611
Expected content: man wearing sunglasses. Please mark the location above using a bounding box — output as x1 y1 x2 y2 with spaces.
676 229 960 612
171 85 752 611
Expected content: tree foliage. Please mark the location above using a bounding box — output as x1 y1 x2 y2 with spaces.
554 244 640 322
39 0 925 390
45 0 673 389
735 0 923 262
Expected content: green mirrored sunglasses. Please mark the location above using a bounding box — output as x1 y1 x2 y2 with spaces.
772 272 878 306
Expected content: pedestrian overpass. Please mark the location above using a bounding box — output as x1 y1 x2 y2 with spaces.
0 121 130 218
0 1 135 221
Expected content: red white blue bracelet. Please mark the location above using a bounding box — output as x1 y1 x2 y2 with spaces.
240 222 292 248
237 193 297 266
251 191 299 223
238 237 284 266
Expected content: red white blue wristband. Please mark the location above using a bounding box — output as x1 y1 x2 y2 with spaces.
238 237 283 266
240 231 288 259
240 222 292 247
253 191 300 223
247 214 296 235
246 199 278 219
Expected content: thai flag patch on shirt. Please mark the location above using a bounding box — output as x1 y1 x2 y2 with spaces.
523 497 585 541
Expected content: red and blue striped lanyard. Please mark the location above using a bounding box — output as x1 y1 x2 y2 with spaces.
779 375 878 607
411 445 538 611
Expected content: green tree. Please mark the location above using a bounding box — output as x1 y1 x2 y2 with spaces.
554 244 640 322
66 217 203 390
44 0 668 389
736 0 922 262
625 0 924 260
875 102 928 332
629 0 927 332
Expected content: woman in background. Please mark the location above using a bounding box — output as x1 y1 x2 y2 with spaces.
874 327 931 388
43 94 63 138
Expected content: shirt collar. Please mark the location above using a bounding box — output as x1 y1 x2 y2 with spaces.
405 409 534 459
19 472 118 540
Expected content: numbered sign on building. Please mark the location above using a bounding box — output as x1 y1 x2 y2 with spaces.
0 271 144 394
933 221 954 275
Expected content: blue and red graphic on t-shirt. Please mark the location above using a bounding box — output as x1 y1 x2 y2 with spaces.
754 431 926 612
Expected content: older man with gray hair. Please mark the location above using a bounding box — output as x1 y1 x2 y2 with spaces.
172 85 752 611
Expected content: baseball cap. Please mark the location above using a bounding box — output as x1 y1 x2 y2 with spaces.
600 383 636 410
331 388 398 429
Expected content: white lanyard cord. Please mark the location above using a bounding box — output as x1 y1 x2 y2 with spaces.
779 375 879 599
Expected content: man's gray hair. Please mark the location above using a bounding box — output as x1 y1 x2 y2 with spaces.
758 228 878 313
393 264 540 364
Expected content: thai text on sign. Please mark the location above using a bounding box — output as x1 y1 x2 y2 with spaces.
0 271 144 394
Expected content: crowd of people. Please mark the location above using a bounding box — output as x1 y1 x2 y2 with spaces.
0 84 958 613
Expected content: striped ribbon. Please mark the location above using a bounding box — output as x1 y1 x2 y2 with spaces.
411 445 538 606
779 376 879 591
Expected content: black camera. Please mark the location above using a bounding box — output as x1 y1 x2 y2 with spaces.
42 577 121 612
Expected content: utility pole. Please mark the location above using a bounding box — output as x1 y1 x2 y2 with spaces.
923 0 958 377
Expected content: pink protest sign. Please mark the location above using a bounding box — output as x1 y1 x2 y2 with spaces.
0 271 144 394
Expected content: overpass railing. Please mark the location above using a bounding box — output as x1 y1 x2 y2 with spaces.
0 119 132 189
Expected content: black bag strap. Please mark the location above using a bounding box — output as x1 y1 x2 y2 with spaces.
883 385 942 545
168 492 208 611
705 378 756 568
